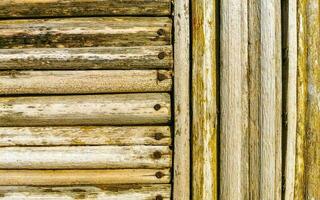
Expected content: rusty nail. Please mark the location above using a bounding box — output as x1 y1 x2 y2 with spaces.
154 104 161 111
155 171 164 179
158 52 166 59
156 195 163 200
157 29 165 36
153 151 162 159
155 133 164 140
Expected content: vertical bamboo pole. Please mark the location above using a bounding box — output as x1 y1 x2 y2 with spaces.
260 1 282 199
192 0 218 199
174 0 190 199
220 0 249 199
283 0 298 199
295 1 320 199
304 0 320 198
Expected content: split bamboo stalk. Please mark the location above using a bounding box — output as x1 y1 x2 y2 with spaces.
173 0 190 199
0 169 171 186
220 0 249 199
0 70 172 95
0 185 171 200
0 46 173 70
0 0 172 18
0 146 171 169
192 0 217 199
0 126 171 147
0 17 172 48
0 93 171 126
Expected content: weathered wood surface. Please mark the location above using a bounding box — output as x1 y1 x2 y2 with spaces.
0 17 172 48
0 146 171 169
283 0 297 199
260 1 282 199
0 185 171 200
0 70 172 95
0 0 172 18
0 93 171 126
0 169 171 186
0 126 171 146
192 0 217 199
295 1 320 199
0 46 173 70
173 0 190 199
220 0 249 199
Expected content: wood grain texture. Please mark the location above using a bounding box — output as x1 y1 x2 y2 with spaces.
0 0 172 18
260 1 282 199
0 46 173 70
0 185 171 200
283 0 297 199
0 93 171 126
0 17 172 48
192 0 217 199
0 169 171 186
0 146 171 169
0 126 171 147
220 0 249 199
173 0 190 199
0 70 172 95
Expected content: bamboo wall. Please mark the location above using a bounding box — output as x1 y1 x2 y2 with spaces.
0 1 175 199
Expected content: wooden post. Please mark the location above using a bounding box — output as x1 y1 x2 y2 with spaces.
220 0 249 199
192 0 218 199
174 0 190 199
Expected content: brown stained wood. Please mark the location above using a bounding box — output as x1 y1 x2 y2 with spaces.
0 146 171 169
220 0 249 199
192 0 217 199
0 93 171 126
0 46 173 70
173 0 190 199
0 185 171 200
0 126 171 146
0 17 172 48
0 0 172 18
0 70 172 95
0 169 171 186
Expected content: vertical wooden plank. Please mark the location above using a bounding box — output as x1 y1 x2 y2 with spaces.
260 1 282 199
220 0 249 199
283 0 298 199
192 0 218 199
174 0 190 199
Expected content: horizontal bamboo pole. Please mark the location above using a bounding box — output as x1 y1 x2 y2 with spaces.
0 70 172 95
0 126 171 146
0 46 173 70
0 93 171 126
0 169 171 186
0 0 172 18
0 146 171 169
0 184 171 200
0 17 172 48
